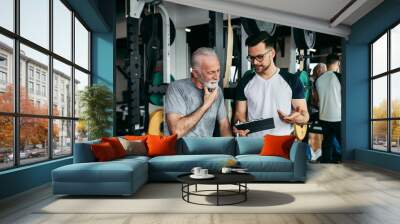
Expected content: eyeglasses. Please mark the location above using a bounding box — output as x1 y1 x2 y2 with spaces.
246 49 272 62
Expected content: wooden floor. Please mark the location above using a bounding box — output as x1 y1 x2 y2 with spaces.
1 162 400 224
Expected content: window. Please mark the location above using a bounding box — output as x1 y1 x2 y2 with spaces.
20 117 48 165
0 116 13 170
0 54 8 89
28 81 34 94
74 69 89 118
75 17 89 70
0 0 91 170
371 23 400 154
0 0 14 32
20 0 49 48
0 71 6 85
53 0 72 60
0 55 7 67
42 85 46 97
53 119 72 158
36 83 40 95
35 70 41 81
53 59 72 117
0 36 13 112
29 67 34 80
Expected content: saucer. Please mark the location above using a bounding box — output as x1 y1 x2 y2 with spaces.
190 174 215 179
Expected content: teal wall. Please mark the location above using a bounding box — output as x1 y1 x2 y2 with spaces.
0 0 115 200
0 158 72 199
91 0 116 136
345 0 400 171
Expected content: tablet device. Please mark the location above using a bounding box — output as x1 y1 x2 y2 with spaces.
234 118 275 134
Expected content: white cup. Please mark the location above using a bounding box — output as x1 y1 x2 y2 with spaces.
221 167 232 174
200 169 208 176
191 167 202 176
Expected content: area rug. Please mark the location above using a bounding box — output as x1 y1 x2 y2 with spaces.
37 183 361 214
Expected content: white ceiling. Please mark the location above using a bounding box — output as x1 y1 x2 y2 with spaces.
226 0 353 22
164 0 384 37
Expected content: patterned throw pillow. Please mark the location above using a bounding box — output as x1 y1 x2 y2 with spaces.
118 137 147 156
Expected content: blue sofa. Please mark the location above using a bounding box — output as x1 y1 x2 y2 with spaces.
52 137 307 196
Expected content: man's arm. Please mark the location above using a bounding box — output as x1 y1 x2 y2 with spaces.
166 105 209 139
234 101 247 123
291 99 309 124
312 89 319 108
233 100 250 136
278 99 309 125
218 117 232 136
166 87 218 138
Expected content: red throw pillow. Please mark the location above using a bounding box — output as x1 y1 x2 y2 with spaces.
260 135 296 159
101 137 127 158
146 134 177 157
91 142 118 161
124 135 148 141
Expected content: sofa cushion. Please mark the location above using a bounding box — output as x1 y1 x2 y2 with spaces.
147 135 177 157
236 137 263 155
178 137 235 155
52 158 147 183
101 137 127 158
91 142 118 161
73 140 101 163
118 137 147 156
260 135 296 159
236 155 293 172
115 155 150 163
148 154 235 172
124 135 148 141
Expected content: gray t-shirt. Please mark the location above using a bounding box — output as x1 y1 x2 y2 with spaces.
164 78 227 137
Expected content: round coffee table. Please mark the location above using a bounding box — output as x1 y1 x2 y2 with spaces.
177 173 255 206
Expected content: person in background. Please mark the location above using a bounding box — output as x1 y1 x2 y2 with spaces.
164 47 232 138
310 63 327 110
316 54 342 163
308 133 323 162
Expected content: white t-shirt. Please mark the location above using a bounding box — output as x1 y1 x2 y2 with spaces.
316 71 341 122
310 148 321 161
236 68 305 137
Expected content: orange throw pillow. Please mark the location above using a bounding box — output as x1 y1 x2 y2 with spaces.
101 137 127 158
146 134 177 157
124 135 148 141
91 142 117 161
260 135 296 159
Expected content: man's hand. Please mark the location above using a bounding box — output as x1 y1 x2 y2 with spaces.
202 86 218 109
278 107 306 124
233 126 250 137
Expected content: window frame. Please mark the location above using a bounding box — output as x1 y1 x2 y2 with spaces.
370 19 400 154
0 0 92 171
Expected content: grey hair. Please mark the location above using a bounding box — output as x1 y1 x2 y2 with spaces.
191 47 218 69
312 63 327 76
316 63 327 70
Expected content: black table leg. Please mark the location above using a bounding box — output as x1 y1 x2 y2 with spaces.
217 184 219 206
245 183 247 201
181 183 183 200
